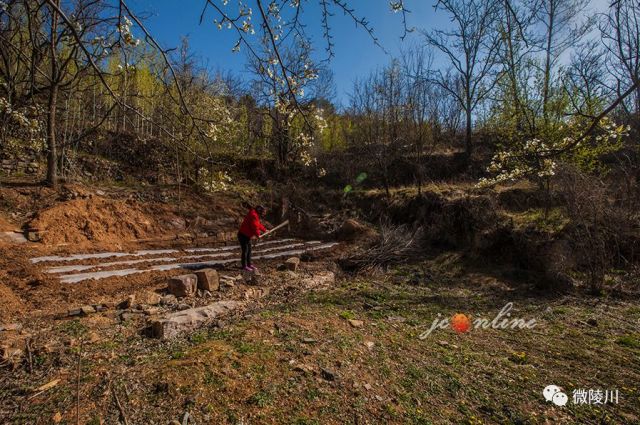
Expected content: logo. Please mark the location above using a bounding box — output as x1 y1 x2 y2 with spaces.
544 385 568 406
418 303 537 339
450 313 471 333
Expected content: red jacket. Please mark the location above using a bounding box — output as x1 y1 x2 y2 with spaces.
239 209 266 238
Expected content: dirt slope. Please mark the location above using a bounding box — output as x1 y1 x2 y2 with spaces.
0 214 17 231
29 197 164 245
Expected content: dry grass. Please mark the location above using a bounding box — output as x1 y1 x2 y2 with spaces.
3 253 639 424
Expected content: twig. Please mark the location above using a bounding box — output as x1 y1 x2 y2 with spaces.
76 339 83 425
27 379 60 401
26 339 33 374
544 78 640 157
112 384 130 425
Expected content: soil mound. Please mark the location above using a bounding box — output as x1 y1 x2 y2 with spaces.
29 197 164 245
0 215 17 231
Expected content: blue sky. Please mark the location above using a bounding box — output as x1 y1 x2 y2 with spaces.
126 1 440 104
128 0 609 105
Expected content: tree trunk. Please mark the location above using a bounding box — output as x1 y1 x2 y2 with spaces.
46 83 59 187
542 1 555 125
465 107 472 161
46 0 59 188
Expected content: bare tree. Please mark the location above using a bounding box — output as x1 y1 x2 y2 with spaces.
400 47 438 193
0 0 117 187
536 0 594 124
248 36 321 170
348 60 406 196
564 41 609 118
600 0 640 122
493 0 540 135
421 0 502 161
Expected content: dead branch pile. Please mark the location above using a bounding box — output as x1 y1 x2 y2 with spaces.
339 223 423 272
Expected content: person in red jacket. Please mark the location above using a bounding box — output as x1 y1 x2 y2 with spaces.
238 205 267 271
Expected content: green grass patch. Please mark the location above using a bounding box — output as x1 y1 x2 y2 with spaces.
616 335 640 349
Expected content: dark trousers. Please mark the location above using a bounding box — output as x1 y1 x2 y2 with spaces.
238 232 252 267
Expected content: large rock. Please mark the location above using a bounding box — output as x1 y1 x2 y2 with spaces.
167 274 198 298
195 269 220 292
150 300 241 339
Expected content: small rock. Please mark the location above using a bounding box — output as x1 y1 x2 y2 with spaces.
142 292 162 306
168 274 198 298
364 341 375 350
117 295 135 310
348 319 364 328
161 294 177 306
94 304 109 312
203 290 212 298
375 395 384 401
285 257 300 272
143 307 161 316
438 340 449 347
241 269 260 285
364 383 373 391
52 412 63 423
219 276 236 289
67 308 83 317
387 316 406 323
293 363 314 374
244 287 269 300
1 346 23 362
302 338 317 344
320 367 336 381
195 269 220 292
80 305 96 316
95 190 105 196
